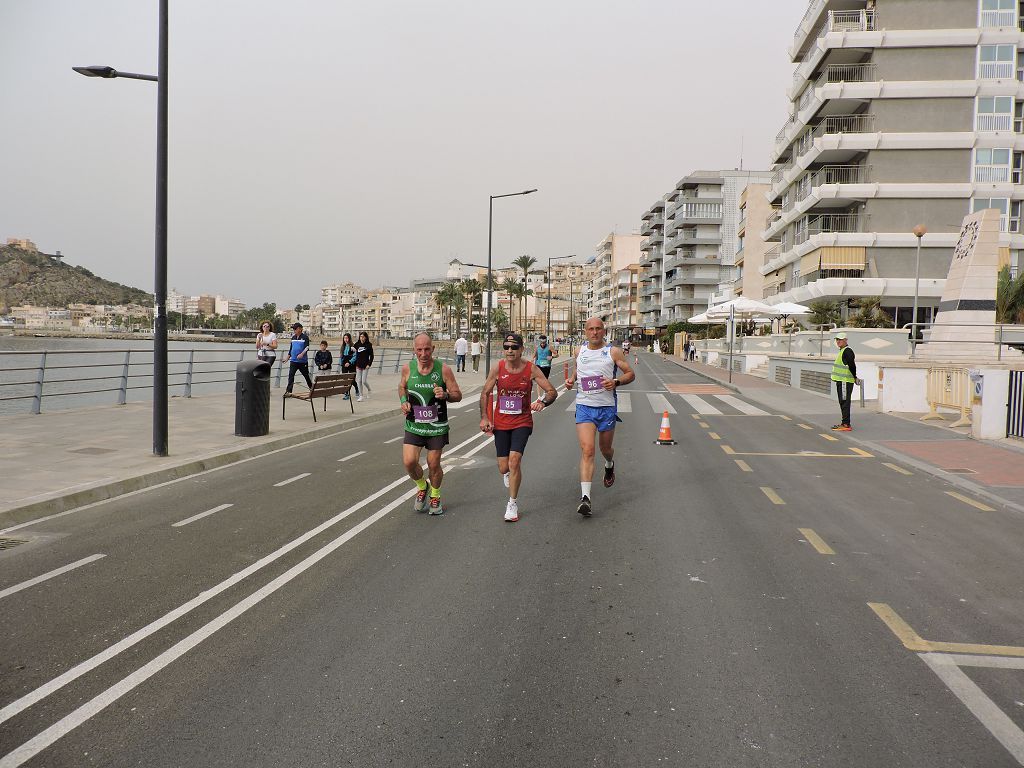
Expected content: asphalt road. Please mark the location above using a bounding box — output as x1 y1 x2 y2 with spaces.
3 353 1024 767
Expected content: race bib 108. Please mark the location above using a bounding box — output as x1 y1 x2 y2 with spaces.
412 405 438 423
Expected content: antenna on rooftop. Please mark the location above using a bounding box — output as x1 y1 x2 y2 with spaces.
739 135 745 171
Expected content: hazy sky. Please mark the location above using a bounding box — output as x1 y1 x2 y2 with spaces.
1 0 807 307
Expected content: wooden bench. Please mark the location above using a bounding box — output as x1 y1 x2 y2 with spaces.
282 373 356 422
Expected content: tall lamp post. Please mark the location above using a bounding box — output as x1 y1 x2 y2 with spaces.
546 254 576 341
910 224 927 357
487 189 537 372
73 0 169 457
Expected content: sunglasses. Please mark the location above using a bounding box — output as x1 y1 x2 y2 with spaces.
503 344 520 350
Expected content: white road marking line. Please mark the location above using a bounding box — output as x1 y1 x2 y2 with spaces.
919 653 1024 763
273 473 311 487
0 486 423 768
646 393 677 414
616 392 632 412
338 451 366 462
0 555 106 601
383 436 404 444
679 394 721 415
464 436 496 458
565 393 577 411
172 504 234 528
714 394 769 416
0 430 491 730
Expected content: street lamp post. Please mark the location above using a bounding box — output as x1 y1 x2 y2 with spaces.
546 254 575 342
911 224 927 358
73 0 169 457
486 189 536 373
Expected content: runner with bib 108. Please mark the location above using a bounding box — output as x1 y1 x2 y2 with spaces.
399 332 463 516
480 332 559 522
565 317 635 518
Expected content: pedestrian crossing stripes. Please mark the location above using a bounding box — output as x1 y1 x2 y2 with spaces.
560 391 775 417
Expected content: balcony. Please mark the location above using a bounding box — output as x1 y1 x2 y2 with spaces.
792 114 875 159
980 61 1016 79
794 212 861 245
974 165 1011 182
978 113 1013 131
981 9 1017 27
792 9 876 82
794 164 868 202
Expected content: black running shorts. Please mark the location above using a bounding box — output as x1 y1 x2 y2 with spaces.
493 426 533 458
403 431 449 451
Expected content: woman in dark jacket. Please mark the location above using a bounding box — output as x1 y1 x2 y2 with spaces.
355 331 374 401
340 332 359 400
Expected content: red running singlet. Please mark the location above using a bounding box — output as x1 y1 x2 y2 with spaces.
492 360 534 431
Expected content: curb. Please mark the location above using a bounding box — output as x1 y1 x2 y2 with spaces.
664 356 1024 518
0 409 399 529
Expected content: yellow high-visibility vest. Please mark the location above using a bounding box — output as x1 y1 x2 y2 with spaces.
831 347 855 383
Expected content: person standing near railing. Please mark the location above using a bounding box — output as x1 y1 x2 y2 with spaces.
256 322 278 366
285 323 313 394
355 331 374 401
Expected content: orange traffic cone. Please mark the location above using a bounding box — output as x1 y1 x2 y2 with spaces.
654 410 677 445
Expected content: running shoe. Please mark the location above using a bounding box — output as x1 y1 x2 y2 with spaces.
504 499 519 522
833 424 852 432
357 395 364 402
603 463 615 488
502 472 510 488
577 495 592 518
428 495 444 515
413 489 429 513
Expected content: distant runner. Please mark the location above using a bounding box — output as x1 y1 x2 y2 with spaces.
399 332 463 515
480 332 558 522
565 317 635 517
533 334 556 381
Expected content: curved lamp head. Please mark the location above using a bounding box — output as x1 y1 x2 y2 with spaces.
912 224 927 239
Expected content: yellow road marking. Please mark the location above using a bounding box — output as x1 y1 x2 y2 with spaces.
850 447 874 457
734 460 752 472
868 603 1024 657
798 528 835 555
691 413 701 420
708 432 721 440
716 449 872 458
798 423 813 430
698 422 709 429
778 415 792 421
945 491 996 512
760 487 785 505
883 462 913 475
721 445 735 455
820 433 839 442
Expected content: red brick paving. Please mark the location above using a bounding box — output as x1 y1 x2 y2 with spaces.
880 440 1024 487
665 384 733 395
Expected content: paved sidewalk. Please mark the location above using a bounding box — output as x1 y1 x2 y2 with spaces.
671 357 1024 514
1 365 488 529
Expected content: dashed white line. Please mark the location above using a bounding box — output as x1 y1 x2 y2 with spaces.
0 555 106 601
338 451 366 462
273 473 311 487
172 504 233 528
383 436 404 444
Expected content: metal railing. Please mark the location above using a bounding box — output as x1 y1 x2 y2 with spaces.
980 61 1015 79
977 113 1013 131
793 114 875 159
974 165 1011 182
905 321 1024 360
816 62 876 89
0 346 423 415
795 212 861 245
981 9 1017 27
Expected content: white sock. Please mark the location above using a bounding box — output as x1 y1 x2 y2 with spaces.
581 482 592 498
509 497 517 503
605 458 614 468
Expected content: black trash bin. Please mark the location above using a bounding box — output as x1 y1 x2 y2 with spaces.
235 359 272 436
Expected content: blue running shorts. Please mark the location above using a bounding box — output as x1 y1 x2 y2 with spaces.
575 404 618 433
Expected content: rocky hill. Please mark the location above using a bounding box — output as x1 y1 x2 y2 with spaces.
0 244 152 313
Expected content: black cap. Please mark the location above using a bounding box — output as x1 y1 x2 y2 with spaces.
504 332 524 347
291 322 302 329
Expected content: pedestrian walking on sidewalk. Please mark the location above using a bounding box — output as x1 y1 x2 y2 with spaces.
455 333 468 372
355 331 374 401
285 323 313 393
340 332 359 399
471 333 482 372
831 332 859 432
565 317 636 517
314 340 333 376
256 322 278 366
399 332 463 515
480 332 559 522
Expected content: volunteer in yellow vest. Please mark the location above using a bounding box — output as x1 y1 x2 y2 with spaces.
399 332 463 515
830 332 859 432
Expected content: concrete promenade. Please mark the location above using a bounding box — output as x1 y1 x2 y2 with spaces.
3 352 1023 530
671 356 1024 513
1 364 489 529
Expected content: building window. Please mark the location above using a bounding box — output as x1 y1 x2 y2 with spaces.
972 197 1018 231
981 0 1016 27
979 44 1016 78
974 148 1012 181
977 96 1014 130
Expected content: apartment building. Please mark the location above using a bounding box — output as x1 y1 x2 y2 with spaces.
735 183 775 298
591 234 643 336
764 0 1023 327
321 282 366 307
640 169 771 327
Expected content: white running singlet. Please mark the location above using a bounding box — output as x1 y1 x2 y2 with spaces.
575 344 616 407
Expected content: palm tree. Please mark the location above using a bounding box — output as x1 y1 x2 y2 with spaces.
512 255 537 333
848 296 893 328
997 266 1024 323
498 277 520 328
461 278 483 335
807 300 841 328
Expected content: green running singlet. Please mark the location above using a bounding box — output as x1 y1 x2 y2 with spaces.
404 359 449 438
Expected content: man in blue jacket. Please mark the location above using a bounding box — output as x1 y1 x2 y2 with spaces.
285 322 313 393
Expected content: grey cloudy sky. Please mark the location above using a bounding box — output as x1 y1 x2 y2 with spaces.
1 0 807 307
